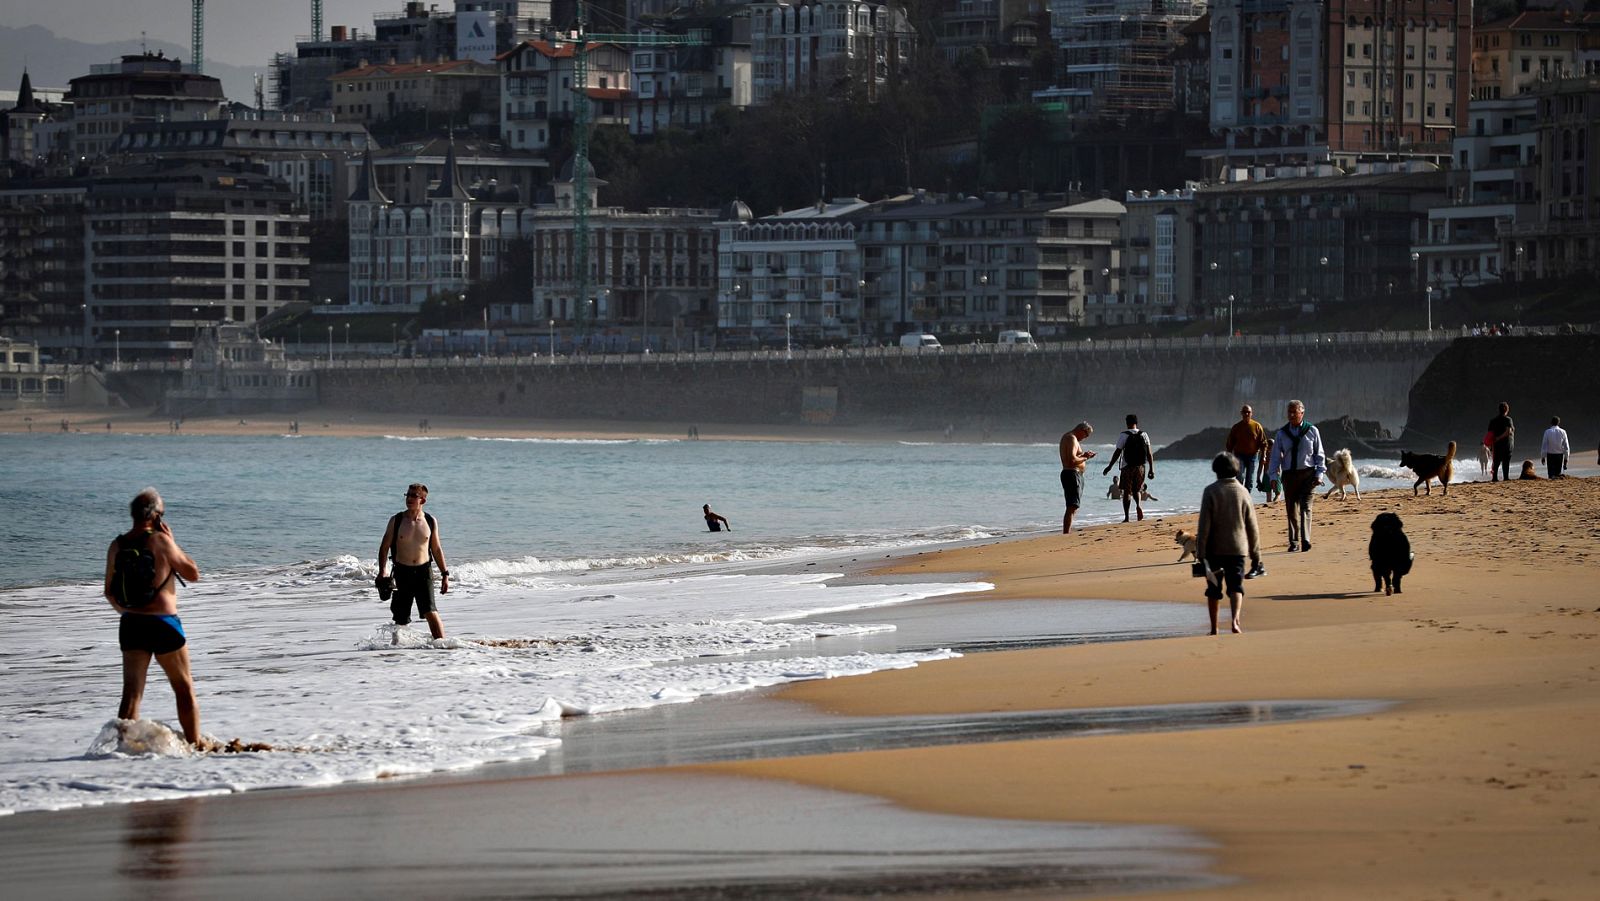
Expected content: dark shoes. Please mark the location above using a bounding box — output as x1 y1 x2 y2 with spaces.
1301 541 1312 552
1246 563 1266 580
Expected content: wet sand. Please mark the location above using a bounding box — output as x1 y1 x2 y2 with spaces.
713 476 1600 899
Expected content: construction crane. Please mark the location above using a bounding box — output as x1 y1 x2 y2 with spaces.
312 0 324 43
564 0 705 335
191 0 205 74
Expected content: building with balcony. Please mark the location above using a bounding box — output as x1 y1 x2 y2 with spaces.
1416 95 1538 295
347 144 474 307
360 135 547 209
748 0 915 104
65 52 226 161
629 16 753 136
498 39 632 151
330 58 501 126
1039 0 1205 122
83 162 310 361
1193 166 1446 312
855 191 1121 337
0 181 88 361
3 71 67 167
1509 75 1600 281
1470 10 1600 101
717 198 875 342
1114 186 1198 325
110 115 374 220
1207 0 1471 168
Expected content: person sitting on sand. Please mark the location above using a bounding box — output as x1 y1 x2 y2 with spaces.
703 504 731 532
1518 460 1540 481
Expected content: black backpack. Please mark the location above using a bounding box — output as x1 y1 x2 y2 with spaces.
1121 430 1151 467
110 530 172 609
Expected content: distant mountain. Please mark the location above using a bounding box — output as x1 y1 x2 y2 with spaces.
0 25 263 108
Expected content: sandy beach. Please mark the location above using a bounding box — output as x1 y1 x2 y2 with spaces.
4 404 1598 897
710 475 1600 898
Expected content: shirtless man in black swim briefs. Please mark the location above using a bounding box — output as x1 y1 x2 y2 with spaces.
377 483 451 642
103 487 205 747
703 504 731 533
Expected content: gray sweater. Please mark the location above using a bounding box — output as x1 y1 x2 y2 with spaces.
1196 477 1261 561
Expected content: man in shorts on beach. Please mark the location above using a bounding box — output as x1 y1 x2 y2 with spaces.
103 488 206 747
1059 421 1096 534
1102 414 1155 522
377 483 451 642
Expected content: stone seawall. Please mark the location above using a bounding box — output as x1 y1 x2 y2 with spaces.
313 341 1442 440
1402 334 1598 454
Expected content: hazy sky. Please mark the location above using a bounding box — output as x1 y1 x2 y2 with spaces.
10 0 392 69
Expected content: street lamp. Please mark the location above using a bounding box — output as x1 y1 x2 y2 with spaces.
1025 302 1033 336
1425 286 1434 332
548 318 555 362
114 329 120 365
1227 294 1235 343
344 322 350 349
391 322 397 353
482 305 489 356
326 325 333 363
784 311 792 359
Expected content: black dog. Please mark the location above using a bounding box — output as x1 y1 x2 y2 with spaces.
1368 512 1413 595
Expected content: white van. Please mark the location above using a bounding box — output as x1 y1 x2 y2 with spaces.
997 330 1036 347
899 332 942 350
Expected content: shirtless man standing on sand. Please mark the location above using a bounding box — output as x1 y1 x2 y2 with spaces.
1059 421 1096 534
377 483 451 642
104 488 206 748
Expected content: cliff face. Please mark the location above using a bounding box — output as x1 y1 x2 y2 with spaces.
1401 335 1599 455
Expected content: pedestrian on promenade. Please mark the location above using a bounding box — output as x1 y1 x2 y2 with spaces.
1059 422 1096 534
1266 400 1326 553
1195 453 1262 635
1541 416 1570 479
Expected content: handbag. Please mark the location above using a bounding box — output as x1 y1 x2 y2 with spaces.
1190 560 1207 579
375 575 394 601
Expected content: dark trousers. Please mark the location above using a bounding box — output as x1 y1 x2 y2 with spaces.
1547 453 1565 479
1281 468 1317 546
1492 446 1511 481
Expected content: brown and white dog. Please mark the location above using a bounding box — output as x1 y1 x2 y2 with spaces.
1400 441 1458 495
1175 529 1199 563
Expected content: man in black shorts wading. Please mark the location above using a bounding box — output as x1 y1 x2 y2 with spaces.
377 483 452 642
103 487 206 747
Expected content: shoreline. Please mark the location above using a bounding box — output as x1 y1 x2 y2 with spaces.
703 476 1600 898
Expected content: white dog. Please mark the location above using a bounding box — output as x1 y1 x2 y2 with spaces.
1323 448 1361 498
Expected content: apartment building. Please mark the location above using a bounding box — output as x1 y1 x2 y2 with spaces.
330 58 500 126
1208 0 1470 168
717 198 873 341
1470 10 1600 100
65 52 226 160
748 0 915 104
0 182 88 361
498 39 632 152
1193 167 1446 310
1417 95 1539 294
346 145 474 307
1512 75 1600 280
629 16 754 136
1114 186 1198 325
1040 0 1205 121
84 163 310 360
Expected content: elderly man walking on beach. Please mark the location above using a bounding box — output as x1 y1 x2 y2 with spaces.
1059 421 1096 534
104 488 206 748
1266 400 1325 553
1196 454 1262 634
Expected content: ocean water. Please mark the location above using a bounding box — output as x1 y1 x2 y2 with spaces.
0 432 1418 815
